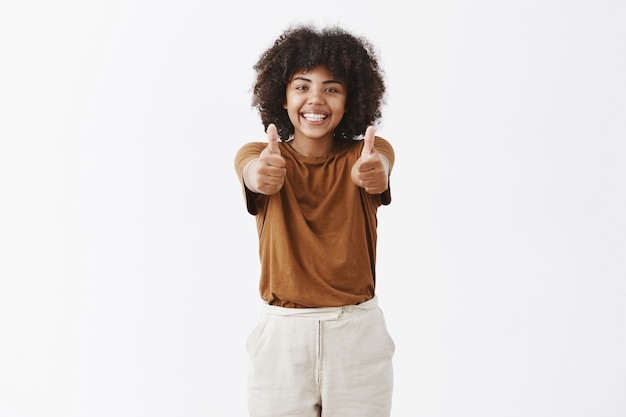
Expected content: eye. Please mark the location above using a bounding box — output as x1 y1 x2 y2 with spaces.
325 87 339 93
295 85 308 91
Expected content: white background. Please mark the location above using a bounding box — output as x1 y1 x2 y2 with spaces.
1 0 625 416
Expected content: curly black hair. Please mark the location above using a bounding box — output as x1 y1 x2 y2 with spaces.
252 24 386 141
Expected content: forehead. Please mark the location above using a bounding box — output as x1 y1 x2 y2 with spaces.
289 64 338 81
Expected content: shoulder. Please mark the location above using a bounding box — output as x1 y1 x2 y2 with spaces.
235 141 266 160
236 141 266 154
374 136 393 150
350 136 395 164
234 142 267 173
374 136 394 166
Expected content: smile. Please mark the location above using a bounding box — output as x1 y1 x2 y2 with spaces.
302 113 327 122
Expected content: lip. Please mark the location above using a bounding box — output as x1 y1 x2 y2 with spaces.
300 112 328 124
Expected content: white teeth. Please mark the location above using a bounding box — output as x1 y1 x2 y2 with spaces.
303 113 327 121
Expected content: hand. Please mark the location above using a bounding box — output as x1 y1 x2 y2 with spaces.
245 123 286 195
351 126 389 194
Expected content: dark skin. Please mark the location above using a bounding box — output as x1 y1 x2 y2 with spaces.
244 64 388 196
244 123 388 196
251 25 386 142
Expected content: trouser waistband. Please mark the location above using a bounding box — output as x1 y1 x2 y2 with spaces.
261 295 379 320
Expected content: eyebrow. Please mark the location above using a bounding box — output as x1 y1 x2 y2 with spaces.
292 76 344 85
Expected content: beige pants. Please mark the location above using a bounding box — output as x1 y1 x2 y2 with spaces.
246 296 395 417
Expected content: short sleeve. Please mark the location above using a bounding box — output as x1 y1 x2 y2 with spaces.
234 142 267 215
374 137 394 205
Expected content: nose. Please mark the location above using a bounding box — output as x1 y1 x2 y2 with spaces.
307 88 325 105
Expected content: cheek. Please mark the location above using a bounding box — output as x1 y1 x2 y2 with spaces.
283 90 292 109
283 93 296 110
334 100 347 115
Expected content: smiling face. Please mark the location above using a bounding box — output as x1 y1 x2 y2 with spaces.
283 65 347 151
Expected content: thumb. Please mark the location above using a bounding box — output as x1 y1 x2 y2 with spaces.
266 123 280 154
361 126 376 156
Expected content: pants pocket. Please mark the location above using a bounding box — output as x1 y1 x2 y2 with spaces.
373 308 396 355
246 312 268 354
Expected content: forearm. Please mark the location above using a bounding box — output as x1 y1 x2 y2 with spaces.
243 158 261 193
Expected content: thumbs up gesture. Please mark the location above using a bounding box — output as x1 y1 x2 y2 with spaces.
244 123 287 195
351 126 389 194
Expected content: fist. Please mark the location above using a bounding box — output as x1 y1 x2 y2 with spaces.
246 123 287 195
351 126 389 194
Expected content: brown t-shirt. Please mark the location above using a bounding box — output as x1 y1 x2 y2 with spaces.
234 137 394 308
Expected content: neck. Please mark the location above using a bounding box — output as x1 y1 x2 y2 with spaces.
289 136 335 157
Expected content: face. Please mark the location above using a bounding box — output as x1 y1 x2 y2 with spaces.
284 65 347 143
